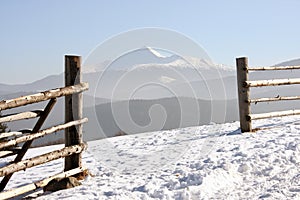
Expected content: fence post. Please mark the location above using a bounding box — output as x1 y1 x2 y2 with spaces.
64 55 83 171
236 57 252 132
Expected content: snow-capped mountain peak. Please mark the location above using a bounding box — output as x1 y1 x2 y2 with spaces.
143 46 166 58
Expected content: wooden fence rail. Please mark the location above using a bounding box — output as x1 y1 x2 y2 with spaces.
0 110 43 123
248 65 300 71
0 167 87 200
0 143 87 177
0 55 89 199
0 82 88 111
246 78 300 87
236 57 300 132
249 96 300 103
0 118 88 150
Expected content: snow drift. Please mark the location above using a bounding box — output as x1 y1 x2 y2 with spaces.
2 116 300 199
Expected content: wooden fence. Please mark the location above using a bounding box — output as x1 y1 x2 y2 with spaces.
0 55 89 199
236 57 300 132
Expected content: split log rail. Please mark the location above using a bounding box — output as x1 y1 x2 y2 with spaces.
0 55 89 199
236 57 300 132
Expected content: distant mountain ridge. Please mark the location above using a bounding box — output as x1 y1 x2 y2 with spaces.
0 47 235 100
1 55 300 147
84 46 233 72
274 58 300 66
0 74 63 93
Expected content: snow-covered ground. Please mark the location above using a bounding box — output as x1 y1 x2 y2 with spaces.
2 116 300 199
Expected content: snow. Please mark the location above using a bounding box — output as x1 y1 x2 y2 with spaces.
159 76 176 84
2 116 300 199
145 47 166 58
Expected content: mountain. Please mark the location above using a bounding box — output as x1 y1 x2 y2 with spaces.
2 55 299 99
84 47 181 72
81 47 235 100
274 58 300 66
0 47 235 101
0 74 63 93
1 55 300 147
134 76 238 100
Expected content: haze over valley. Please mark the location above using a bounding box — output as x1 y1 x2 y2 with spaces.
1 47 300 146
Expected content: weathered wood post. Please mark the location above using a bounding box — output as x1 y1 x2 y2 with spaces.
65 55 83 170
236 57 252 132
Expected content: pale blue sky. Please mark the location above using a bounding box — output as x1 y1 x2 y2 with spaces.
1 0 300 84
